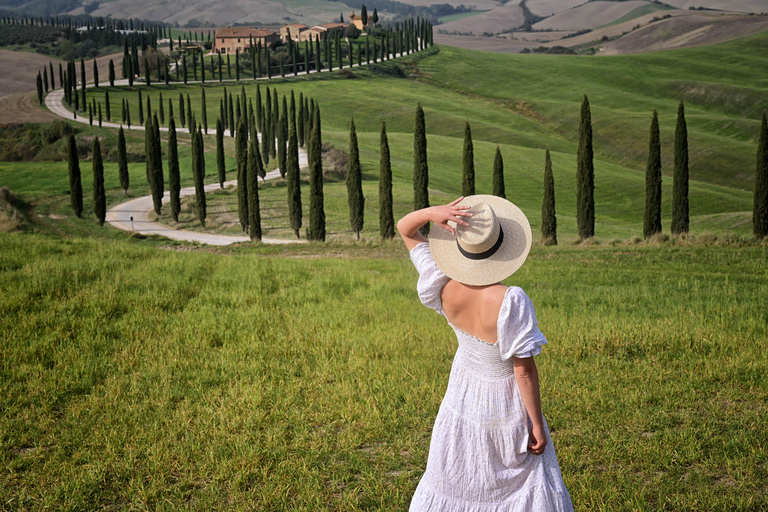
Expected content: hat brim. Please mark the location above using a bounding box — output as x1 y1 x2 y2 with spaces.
429 195 532 286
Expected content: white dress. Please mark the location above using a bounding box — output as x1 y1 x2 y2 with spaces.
408 243 573 512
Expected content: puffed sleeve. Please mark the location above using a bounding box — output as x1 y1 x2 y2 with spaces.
409 242 450 316
497 287 547 360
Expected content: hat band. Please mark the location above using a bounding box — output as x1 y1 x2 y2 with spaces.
456 227 504 261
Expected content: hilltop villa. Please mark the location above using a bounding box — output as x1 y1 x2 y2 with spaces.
212 27 280 54
280 23 308 41
349 11 374 31
297 22 346 42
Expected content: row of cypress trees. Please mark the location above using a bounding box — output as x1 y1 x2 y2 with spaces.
66 96 768 242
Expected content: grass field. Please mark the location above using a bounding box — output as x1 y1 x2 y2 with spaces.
1 233 766 510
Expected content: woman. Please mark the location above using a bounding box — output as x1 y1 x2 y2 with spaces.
398 195 573 512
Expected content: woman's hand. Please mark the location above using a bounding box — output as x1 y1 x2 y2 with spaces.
527 424 548 456
397 197 473 250
430 197 472 236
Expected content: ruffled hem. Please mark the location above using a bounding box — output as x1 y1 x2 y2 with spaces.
410 485 574 512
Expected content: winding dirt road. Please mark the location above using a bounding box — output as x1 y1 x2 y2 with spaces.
45 81 307 245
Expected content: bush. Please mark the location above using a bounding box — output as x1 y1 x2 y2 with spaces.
42 119 72 144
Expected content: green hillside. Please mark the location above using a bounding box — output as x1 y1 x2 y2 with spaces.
59 31 768 242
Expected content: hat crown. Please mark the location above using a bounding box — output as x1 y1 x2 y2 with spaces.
457 202 501 254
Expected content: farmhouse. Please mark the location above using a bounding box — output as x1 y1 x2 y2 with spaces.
349 11 374 31
297 23 347 42
280 23 308 42
212 27 279 54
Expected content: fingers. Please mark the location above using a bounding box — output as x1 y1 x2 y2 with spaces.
527 439 546 455
448 196 464 206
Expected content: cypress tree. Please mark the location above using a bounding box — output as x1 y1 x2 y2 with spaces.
98 103 102 127
80 59 86 110
168 97 174 126
256 83 263 133
462 121 474 196
92 58 99 88
36 72 43 104
228 92 234 137
92 138 106 226
168 118 181 222
216 117 226 188
152 116 164 216
108 59 115 86
379 121 395 240
201 88 208 134
186 94 193 134
118 127 129 195
308 105 325 241
236 117 249 232
287 102 302 239
105 89 111 121
492 145 505 198
298 92 305 147
754 110 768 239
262 87 271 164
158 91 164 125
146 95 152 125
347 117 365 240
541 149 557 245
179 94 185 128
277 100 287 178
671 101 689 235
144 57 150 86
413 102 429 236
576 95 595 240
644 110 662 239
247 139 262 241
125 101 130 127
192 127 207 227
67 134 83 218
138 88 144 126
270 88 278 159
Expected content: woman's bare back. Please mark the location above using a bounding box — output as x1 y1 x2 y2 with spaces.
441 280 508 344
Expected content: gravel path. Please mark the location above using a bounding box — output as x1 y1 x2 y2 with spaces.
45 81 308 245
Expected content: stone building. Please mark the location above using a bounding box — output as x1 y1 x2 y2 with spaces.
212 27 279 54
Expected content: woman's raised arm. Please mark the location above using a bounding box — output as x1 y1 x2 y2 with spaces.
397 197 472 251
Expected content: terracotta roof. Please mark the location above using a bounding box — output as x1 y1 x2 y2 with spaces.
317 23 347 30
282 23 307 29
215 27 277 39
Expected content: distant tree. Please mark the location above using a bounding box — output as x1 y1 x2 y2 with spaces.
179 93 185 127
298 92 305 147
158 91 164 125
92 138 106 226
379 121 395 240
98 103 102 127
413 102 429 236
287 101 302 239
36 72 43 105
541 149 557 245
247 139 262 241
345 23 360 40
92 58 99 88
108 59 115 87
201 88 208 134
138 88 144 126
152 116 165 216
192 127 207 227
493 145 505 198
79 59 86 110
576 94 595 240
168 118 181 222
125 100 131 128
146 95 152 125
105 90 111 121
236 117 249 233
340 12 344 23
361 5 368 27
277 103 287 179
308 105 325 241
372 8 378 24
462 121 474 196
67 134 83 218
262 88 271 164
644 110 662 239
144 57 150 86
755 110 768 239
118 127 129 195
347 117 365 240
43 67 48 93
216 117 226 188
671 101 689 235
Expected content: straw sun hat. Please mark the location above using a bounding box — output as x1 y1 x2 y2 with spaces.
430 195 532 286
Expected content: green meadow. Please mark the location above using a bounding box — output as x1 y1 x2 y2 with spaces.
2 32 768 510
